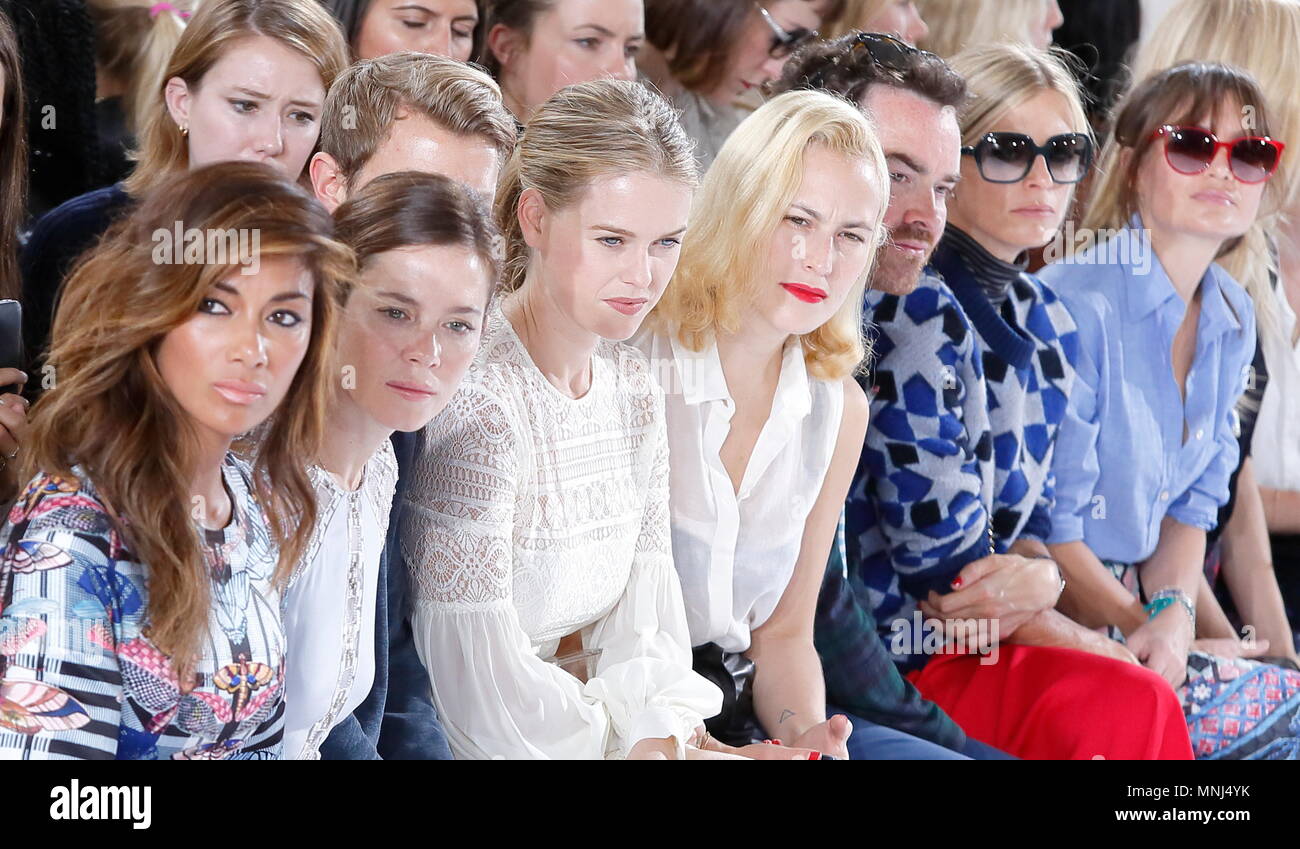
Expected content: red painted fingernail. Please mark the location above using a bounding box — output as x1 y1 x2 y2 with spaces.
951 576 964 589
808 751 821 760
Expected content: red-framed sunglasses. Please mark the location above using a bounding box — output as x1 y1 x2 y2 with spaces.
1149 125 1286 184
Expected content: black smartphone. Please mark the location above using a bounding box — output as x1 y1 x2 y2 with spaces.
0 299 24 395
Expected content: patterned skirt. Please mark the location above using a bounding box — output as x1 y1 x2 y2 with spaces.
1104 561 1300 759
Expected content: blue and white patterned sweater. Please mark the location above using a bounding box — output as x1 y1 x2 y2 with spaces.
846 230 1079 667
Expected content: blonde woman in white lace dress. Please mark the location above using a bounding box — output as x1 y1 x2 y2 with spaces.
281 173 502 759
399 80 739 761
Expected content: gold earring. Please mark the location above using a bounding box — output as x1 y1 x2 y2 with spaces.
179 123 189 137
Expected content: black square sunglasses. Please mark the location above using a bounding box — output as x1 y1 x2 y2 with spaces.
961 132 1095 184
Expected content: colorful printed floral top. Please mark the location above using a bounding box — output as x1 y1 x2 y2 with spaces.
0 454 286 759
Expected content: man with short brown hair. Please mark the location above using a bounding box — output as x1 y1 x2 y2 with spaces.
310 50 516 208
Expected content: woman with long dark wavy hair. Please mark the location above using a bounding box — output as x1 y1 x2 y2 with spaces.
0 161 350 759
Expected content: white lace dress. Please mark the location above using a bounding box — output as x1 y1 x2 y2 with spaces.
281 441 398 760
402 303 721 759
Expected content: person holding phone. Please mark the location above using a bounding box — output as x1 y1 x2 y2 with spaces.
0 299 24 506
0 9 27 507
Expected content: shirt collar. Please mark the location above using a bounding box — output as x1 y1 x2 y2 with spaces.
1120 215 1245 335
670 332 813 421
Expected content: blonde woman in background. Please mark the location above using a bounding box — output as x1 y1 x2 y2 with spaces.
820 0 929 44
914 0 1062 56
1110 0 1300 662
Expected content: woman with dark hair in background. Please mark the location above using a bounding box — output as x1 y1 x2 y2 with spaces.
87 1 191 186
0 7 28 508
0 0 102 216
1053 0 1141 130
641 0 820 170
323 0 481 61
480 0 644 123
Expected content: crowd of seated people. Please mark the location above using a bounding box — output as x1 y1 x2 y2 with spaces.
0 0 1296 761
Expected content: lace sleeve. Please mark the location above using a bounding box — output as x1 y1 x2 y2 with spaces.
404 384 519 610
583 375 722 754
401 383 636 758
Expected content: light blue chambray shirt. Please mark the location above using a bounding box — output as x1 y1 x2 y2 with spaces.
1039 221 1255 563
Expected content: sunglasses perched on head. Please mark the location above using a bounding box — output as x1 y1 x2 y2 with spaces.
961 132 1094 184
1150 125 1286 184
757 4 818 60
805 32 938 89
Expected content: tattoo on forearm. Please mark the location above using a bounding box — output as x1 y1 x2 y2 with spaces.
778 710 796 725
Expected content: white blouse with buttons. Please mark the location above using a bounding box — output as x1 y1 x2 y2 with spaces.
280 441 397 760
629 328 844 654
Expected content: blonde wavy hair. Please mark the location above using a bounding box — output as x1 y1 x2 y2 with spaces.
914 0 1046 57
650 90 889 381
1113 0 1300 341
23 162 352 678
124 0 349 197
494 78 698 293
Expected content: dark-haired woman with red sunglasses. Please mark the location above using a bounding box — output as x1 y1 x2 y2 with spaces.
1042 61 1300 760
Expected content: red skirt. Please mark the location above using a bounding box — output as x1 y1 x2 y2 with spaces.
906 644 1194 760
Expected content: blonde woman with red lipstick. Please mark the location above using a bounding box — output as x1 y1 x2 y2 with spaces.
628 90 971 760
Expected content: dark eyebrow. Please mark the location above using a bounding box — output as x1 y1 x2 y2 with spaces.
887 152 927 174
889 152 961 185
213 281 309 302
392 4 435 13
574 24 616 37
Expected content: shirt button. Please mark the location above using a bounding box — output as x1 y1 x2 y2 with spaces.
1195 429 1205 440
1160 491 1170 501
